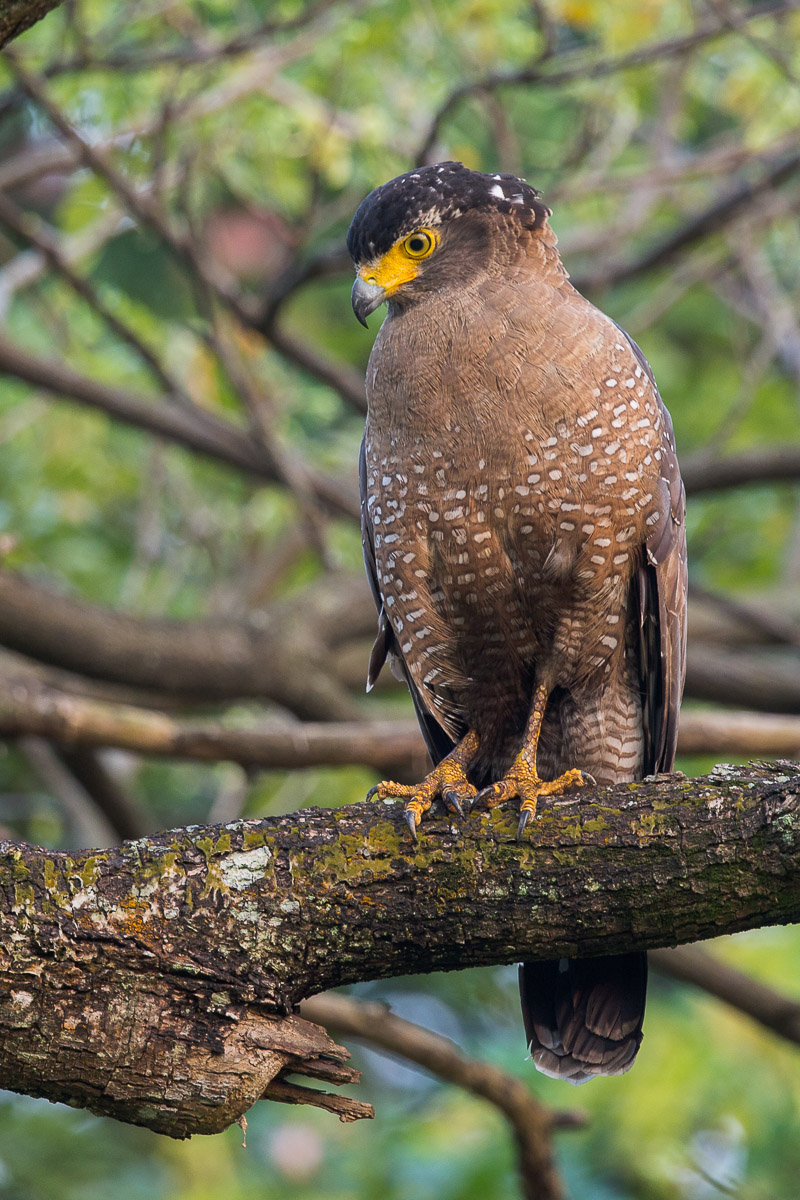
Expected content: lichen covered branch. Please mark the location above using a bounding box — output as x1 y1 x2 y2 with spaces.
1 762 800 1138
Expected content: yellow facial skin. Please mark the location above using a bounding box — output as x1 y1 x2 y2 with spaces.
358 228 439 298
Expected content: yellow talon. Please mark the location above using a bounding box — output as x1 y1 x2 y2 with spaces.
365 730 479 840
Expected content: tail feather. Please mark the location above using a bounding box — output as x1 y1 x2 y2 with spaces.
520 953 647 1085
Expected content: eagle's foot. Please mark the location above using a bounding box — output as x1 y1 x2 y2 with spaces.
473 765 592 840
366 731 479 841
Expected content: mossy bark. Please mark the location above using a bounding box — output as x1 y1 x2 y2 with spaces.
2 762 800 1137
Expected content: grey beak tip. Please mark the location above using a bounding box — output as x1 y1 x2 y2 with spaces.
351 276 385 327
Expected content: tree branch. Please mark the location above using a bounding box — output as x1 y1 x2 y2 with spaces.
0 0 62 48
681 445 800 495
4 673 800 773
651 945 800 1047
571 148 800 294
0 566 370 716
2 762 800 1136
0 677 427 776
416 0 799 161
686 644 800 713
301 993 581 1200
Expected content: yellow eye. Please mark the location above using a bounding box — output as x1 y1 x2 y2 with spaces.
403 230 436 259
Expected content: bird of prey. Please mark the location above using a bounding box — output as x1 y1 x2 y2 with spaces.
347 162 687 1083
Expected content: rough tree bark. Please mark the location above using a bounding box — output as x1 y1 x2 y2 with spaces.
2 761 800 1138
0 0 62 47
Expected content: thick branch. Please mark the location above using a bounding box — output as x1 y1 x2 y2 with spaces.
686 644 800 713
0 679 428 774
2 762 800 1136
0 567 369 716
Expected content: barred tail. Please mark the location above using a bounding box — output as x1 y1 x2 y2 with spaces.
519 952 647 1084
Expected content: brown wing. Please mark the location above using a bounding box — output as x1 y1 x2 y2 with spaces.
359 437 455 765
619 329 688 774
520 330 687 1084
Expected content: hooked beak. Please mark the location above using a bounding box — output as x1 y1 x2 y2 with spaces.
351 276 386 327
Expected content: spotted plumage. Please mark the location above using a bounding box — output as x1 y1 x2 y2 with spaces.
348 162 687 1083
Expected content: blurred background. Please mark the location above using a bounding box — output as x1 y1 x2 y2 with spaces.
1 0 800 1196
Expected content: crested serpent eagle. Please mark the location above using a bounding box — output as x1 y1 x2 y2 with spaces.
347 162 687 1083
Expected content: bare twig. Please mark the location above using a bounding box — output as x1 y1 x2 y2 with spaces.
416 0 800 161
651 945 800 1048
267 325 367 415
18 736 119 847
261 1077 373 1122
301 992 573 1200
572 148 800 293
4 54 370 420
4 0 346 76
190 288 332 561
0 334 360 518
0 194 192 404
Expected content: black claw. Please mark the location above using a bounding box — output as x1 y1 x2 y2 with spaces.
366 784 380 802
471 787 492 812
405 810 419 841
442 789 464 818
583 772 597 788
517 809 531 841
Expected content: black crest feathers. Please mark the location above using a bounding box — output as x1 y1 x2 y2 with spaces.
346 161 550 264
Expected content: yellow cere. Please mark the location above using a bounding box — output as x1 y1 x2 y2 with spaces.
359 228 438 296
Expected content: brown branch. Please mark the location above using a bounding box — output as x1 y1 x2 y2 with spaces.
190 293 332 561
3 49 258 348
0 566 370 716
0 677 427 774
258 245 352 330
3 58 369 420
57 746 151 841
261 1077 372 1122
651 945 800 1047
0 194 191 404
5 669 800 772
301 992 576 1200
0 334 359 518
685 644 800 713
416 0 800 161
4 51 199 277
17 736 119 847
1 761 800 1138
0 0 62 48
676 709 800 757
572 149 800 293
681 445 800 496
7 0 346 75
689 583 800 650
266 325 367 416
